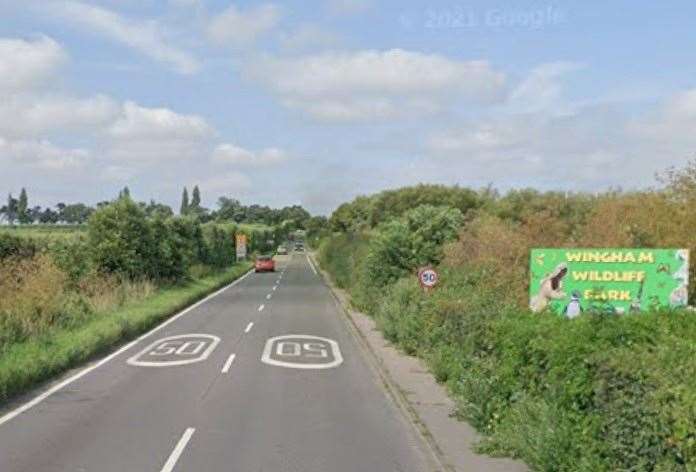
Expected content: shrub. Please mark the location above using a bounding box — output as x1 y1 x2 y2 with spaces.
202 223 236 267
353 205 463 308
48 236 90 283
87 198 154 279
317 232 370 290
0 233 39 261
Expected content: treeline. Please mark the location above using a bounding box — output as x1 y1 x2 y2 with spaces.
317 161 696 470
1 185 313 230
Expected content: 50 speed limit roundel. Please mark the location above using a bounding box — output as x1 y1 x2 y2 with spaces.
418 267 438 288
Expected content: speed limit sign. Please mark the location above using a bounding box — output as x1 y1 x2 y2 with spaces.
418 267 438 289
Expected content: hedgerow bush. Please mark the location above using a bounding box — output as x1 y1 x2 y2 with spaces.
87 198 242 280
87 198 155 278
318 160 696 471
365 267 696 471
0 198 252 350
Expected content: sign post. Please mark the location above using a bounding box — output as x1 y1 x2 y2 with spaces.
235 234 248 261
418 266 439 293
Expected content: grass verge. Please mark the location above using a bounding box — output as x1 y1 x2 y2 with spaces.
0 262 252 405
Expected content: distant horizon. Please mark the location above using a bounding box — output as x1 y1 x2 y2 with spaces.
1 168 678 219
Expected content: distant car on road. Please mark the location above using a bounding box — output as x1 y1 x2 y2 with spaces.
277 245 288 255
255 255 275 272
295 245 304 252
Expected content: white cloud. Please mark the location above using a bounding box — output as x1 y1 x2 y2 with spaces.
0 95 120 139
207 4 280 46
0 34 215 173
99 164 136 182
0 137 89 171
630 88 696 149
427 119 532 154
200 171 253 193
422 87 696 191
0 36 66 92
47 1 199 74
508 61 584 114
99 102 215 166
108 102 213 141
211 143 287 166
251 49 505 121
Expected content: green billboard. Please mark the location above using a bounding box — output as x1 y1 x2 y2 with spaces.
529 248 689 316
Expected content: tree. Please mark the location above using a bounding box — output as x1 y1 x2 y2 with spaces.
39 208 59 223
56 203 66 222
4 194 18 224
29 206 43 223
180 187 189 215
191 185 201 210
216 197 245 222
305 215 328 241
118 186 131 199
17 188 30 224
62 203 94 224
144 200 173 218
362 205 464 288
186 185 209 220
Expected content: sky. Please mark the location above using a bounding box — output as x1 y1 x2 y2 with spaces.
1 0 696 215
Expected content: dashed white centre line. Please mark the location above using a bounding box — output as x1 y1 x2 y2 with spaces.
245 322 254 333
221 353 236 373
258 304 265 312
272 285 278 291
160 427 195 472
306 255 318 275
266 293 272 300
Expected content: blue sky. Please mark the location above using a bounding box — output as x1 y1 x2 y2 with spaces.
2 0 696 214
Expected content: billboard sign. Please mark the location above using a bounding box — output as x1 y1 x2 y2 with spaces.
235 234 247 260
529 248 689 316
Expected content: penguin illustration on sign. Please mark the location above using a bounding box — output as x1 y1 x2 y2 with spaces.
563 290 583 318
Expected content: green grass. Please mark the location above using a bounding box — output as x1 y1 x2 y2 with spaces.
0 225 84 244
0 262 252 405
237 223 274 233
0 225 84 235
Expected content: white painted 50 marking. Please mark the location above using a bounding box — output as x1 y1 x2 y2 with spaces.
261 335 343 369
127 334 220 367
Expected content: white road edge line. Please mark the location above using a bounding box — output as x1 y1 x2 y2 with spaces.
306 254 318 275
221 353 236 374
258 304 265 312
161 427 195 472
0 268 254 429
245 322 254 333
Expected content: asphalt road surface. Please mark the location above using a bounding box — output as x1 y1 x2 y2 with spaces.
0 253 433 472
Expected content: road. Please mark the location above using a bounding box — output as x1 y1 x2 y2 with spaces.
0 253 433 472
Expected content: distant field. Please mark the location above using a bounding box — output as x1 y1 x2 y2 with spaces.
237 223 273 232
0 225 85 241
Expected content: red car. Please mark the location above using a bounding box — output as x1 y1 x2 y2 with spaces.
255 255 275 272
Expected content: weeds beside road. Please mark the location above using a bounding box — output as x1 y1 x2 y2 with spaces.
0 262 251 404
0 195 273 405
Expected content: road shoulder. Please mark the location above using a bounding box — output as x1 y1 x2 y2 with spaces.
311 253 528 472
